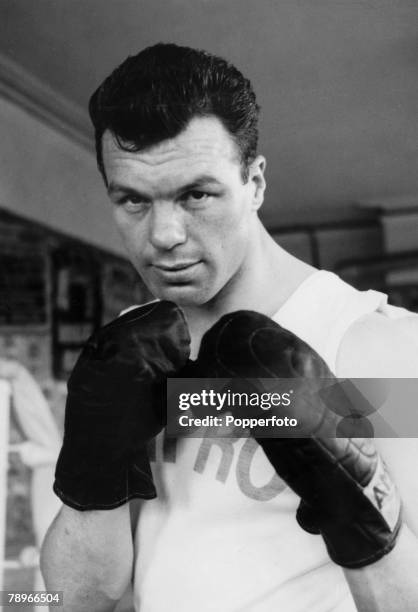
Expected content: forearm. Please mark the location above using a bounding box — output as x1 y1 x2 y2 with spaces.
41 504 133 612
344 525 418 611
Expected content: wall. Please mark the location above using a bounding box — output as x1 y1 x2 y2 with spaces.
0 94 124 255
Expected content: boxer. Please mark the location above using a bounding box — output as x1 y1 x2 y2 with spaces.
42 43 418 612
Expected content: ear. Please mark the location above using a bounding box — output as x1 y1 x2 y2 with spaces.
248 155 266 211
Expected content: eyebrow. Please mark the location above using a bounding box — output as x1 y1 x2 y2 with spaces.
107 182 148 199
107 175 223 199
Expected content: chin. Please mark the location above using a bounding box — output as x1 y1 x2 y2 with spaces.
152 284 215 307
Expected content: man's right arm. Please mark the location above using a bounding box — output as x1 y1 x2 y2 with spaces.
41 302 190 609
41 504 133 612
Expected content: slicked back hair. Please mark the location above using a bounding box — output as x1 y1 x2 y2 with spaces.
89 43 260 183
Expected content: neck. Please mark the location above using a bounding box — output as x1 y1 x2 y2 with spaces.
182 220 316 358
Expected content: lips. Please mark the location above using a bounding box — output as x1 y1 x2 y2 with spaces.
154 261 199 271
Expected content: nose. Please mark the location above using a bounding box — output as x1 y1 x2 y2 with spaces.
148 202 187 251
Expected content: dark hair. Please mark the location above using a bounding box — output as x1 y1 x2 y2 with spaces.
88 43 260 183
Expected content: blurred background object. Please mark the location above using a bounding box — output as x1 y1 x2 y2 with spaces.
0 360 61 610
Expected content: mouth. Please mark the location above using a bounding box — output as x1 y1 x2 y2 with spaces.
153 261 200 272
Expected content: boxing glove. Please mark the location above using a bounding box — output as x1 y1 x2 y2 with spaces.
54 301 190 510
195 310 402 568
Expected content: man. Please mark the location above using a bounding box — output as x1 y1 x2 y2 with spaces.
41 44 418 611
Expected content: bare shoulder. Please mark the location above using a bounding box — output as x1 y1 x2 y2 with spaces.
336 311 418 378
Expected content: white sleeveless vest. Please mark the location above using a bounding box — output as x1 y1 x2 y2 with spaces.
132 270 411 612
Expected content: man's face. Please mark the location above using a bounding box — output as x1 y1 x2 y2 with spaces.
102 116 264 306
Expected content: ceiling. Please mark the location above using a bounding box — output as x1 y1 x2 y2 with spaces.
1 0 418 228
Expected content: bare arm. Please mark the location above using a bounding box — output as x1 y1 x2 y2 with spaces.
337 313 418 611
344 525 418 611
41 504 133 612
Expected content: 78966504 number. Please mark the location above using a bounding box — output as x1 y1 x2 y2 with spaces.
0 591 63 606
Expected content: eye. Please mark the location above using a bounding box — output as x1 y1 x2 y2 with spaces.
184 190 210 205
116 195 150 213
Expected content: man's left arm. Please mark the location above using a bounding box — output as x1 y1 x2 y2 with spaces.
337 313 418 611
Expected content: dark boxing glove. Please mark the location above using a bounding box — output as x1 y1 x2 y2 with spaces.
54 301 190 511
195 310 402 568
